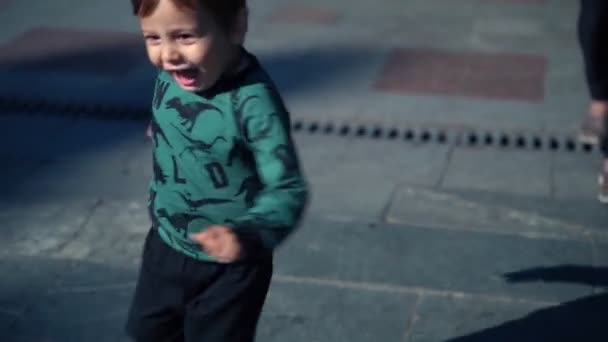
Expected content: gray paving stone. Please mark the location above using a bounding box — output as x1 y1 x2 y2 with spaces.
276 218 592 303
292 133 351 176
55 199 150 266
290 134 354 220
0 115 146 161
258 280 417 342
471 16 544 52
592 241 608 291
0 259 33 336
45 119 148 162
110 65 156 107
0 202 143 339
348 7 475 50
259 43 377 101
343 139 450 187
442 148 552 197
594 242 608 268
443 292 608 342
123 138 153 181
0 114 73 160
385 185 608 240
593 247 608 295
0 158 44 200
356 94 549 135
552 152 600 201
0 256 128 342
12 158 146 201
0 200 97 258
8 259 134 342
12 120 150 201
408 295 544 342
0 72 117 107
306 139 449 220
41 0 136 33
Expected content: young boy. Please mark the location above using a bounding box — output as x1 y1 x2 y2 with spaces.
125 0 309 341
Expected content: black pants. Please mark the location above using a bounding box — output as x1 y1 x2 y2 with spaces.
126 228 273 342
578 0 608 155
579 0 608 101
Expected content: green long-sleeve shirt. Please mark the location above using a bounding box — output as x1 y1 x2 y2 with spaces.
148 52 309 261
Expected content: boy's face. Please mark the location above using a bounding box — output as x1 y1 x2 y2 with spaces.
139 0 245 92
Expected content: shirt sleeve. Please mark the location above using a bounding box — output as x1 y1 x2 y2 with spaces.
229 86 310 252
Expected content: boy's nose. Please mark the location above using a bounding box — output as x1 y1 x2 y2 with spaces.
161 44 182 66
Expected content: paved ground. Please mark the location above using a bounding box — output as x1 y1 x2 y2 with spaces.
0 0 607 341
0 0 591 133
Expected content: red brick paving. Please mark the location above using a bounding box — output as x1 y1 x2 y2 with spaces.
374 48 546 102
0 27 146 76
268 6 340 25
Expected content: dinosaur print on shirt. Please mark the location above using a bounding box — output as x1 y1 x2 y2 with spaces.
148 52 308 261
165 97 223 133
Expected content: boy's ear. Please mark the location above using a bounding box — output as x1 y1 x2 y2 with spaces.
230 7 248 45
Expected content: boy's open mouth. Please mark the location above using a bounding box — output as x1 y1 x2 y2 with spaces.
172 69 199 88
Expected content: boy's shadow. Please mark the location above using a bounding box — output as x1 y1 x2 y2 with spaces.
447 265 608 342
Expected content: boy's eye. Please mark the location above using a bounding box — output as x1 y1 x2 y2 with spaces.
177 33 196 43
144 35 161 43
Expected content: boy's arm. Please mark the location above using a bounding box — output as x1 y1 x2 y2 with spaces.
229 89 309 252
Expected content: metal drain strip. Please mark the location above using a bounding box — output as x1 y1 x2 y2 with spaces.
0 96 597 154
292 121 596 154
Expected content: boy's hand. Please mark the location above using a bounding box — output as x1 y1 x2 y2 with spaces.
190 225 242 263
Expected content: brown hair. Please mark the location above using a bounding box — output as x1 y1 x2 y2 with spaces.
130 0 246 31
